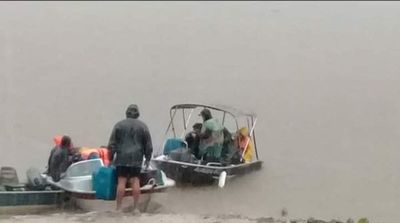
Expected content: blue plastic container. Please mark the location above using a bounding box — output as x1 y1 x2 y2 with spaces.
92 166 117 200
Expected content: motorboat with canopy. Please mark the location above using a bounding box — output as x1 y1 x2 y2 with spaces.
151 104 263 187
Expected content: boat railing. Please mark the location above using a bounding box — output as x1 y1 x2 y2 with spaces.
205 162 223 167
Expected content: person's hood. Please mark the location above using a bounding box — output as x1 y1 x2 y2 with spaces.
126 104 140 118
199 108 212 120
239 127 249 137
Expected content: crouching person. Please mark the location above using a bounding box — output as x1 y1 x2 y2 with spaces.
48 136 74 182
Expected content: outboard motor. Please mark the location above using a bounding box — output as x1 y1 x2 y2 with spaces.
0 166 19 185
140 166 165 187
26 167 47 190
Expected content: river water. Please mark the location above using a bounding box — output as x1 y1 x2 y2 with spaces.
1 2 399 223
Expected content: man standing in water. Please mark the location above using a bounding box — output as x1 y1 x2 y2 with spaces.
108 104 153 213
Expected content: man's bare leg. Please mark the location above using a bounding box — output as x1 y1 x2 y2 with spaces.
116 176 127 211
129 176 140 212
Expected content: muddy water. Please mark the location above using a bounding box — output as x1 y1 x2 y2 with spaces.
1 2 399 223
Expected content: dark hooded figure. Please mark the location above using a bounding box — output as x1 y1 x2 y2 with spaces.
198 108 224 162
48 136 73 182
185 123 202 159
108 104 153 213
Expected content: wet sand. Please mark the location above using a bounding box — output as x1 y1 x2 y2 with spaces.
0 211 356 223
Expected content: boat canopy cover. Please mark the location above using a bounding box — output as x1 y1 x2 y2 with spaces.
170 104 256 118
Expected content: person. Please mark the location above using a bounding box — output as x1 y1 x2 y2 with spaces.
184 123 202 159
234 127 254 163
87 152 100 160
46 135 63 174
48 135 74 182
108 104 153 213
198 108 224 163
70 147 84 163
79 146 111 166
220 127 238 165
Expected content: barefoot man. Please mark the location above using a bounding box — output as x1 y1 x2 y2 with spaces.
108 104 153 213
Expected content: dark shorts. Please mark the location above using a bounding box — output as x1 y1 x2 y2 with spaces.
116 166 141 178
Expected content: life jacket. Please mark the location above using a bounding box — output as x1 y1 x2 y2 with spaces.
53 135 73 148
80 147 98 159
96 148 110 166
80 147 110 166
53 135 63 146
237 136 254 163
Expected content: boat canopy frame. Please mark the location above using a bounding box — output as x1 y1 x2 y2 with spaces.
164 104 260 160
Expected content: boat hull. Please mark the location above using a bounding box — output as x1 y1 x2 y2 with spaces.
63 179 175 200
152 158 263 186
42 159 175 197
0 190 65 215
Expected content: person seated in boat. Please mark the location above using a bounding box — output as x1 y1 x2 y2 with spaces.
234 127 254 163
79 147 98 160
70 147 84 163
198 109 224 163
45 135 66 174
88 152 100 159
184 123 202 159
220 127 237 165
79 146 111 166
48 135 74 182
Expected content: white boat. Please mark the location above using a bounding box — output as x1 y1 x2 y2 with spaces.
42 159 175 212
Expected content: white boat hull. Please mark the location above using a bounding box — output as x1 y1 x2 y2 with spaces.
42 159 175 212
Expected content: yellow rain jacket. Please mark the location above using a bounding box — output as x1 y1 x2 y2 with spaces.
237 127 254 163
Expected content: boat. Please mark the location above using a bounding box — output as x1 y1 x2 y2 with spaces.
42 158 175 212
151 104 263 186
0 166 64 215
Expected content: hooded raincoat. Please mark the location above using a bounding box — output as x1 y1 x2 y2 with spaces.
107 118 153 167
48 146 71 182
235 127 254 163
199 118 224 160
